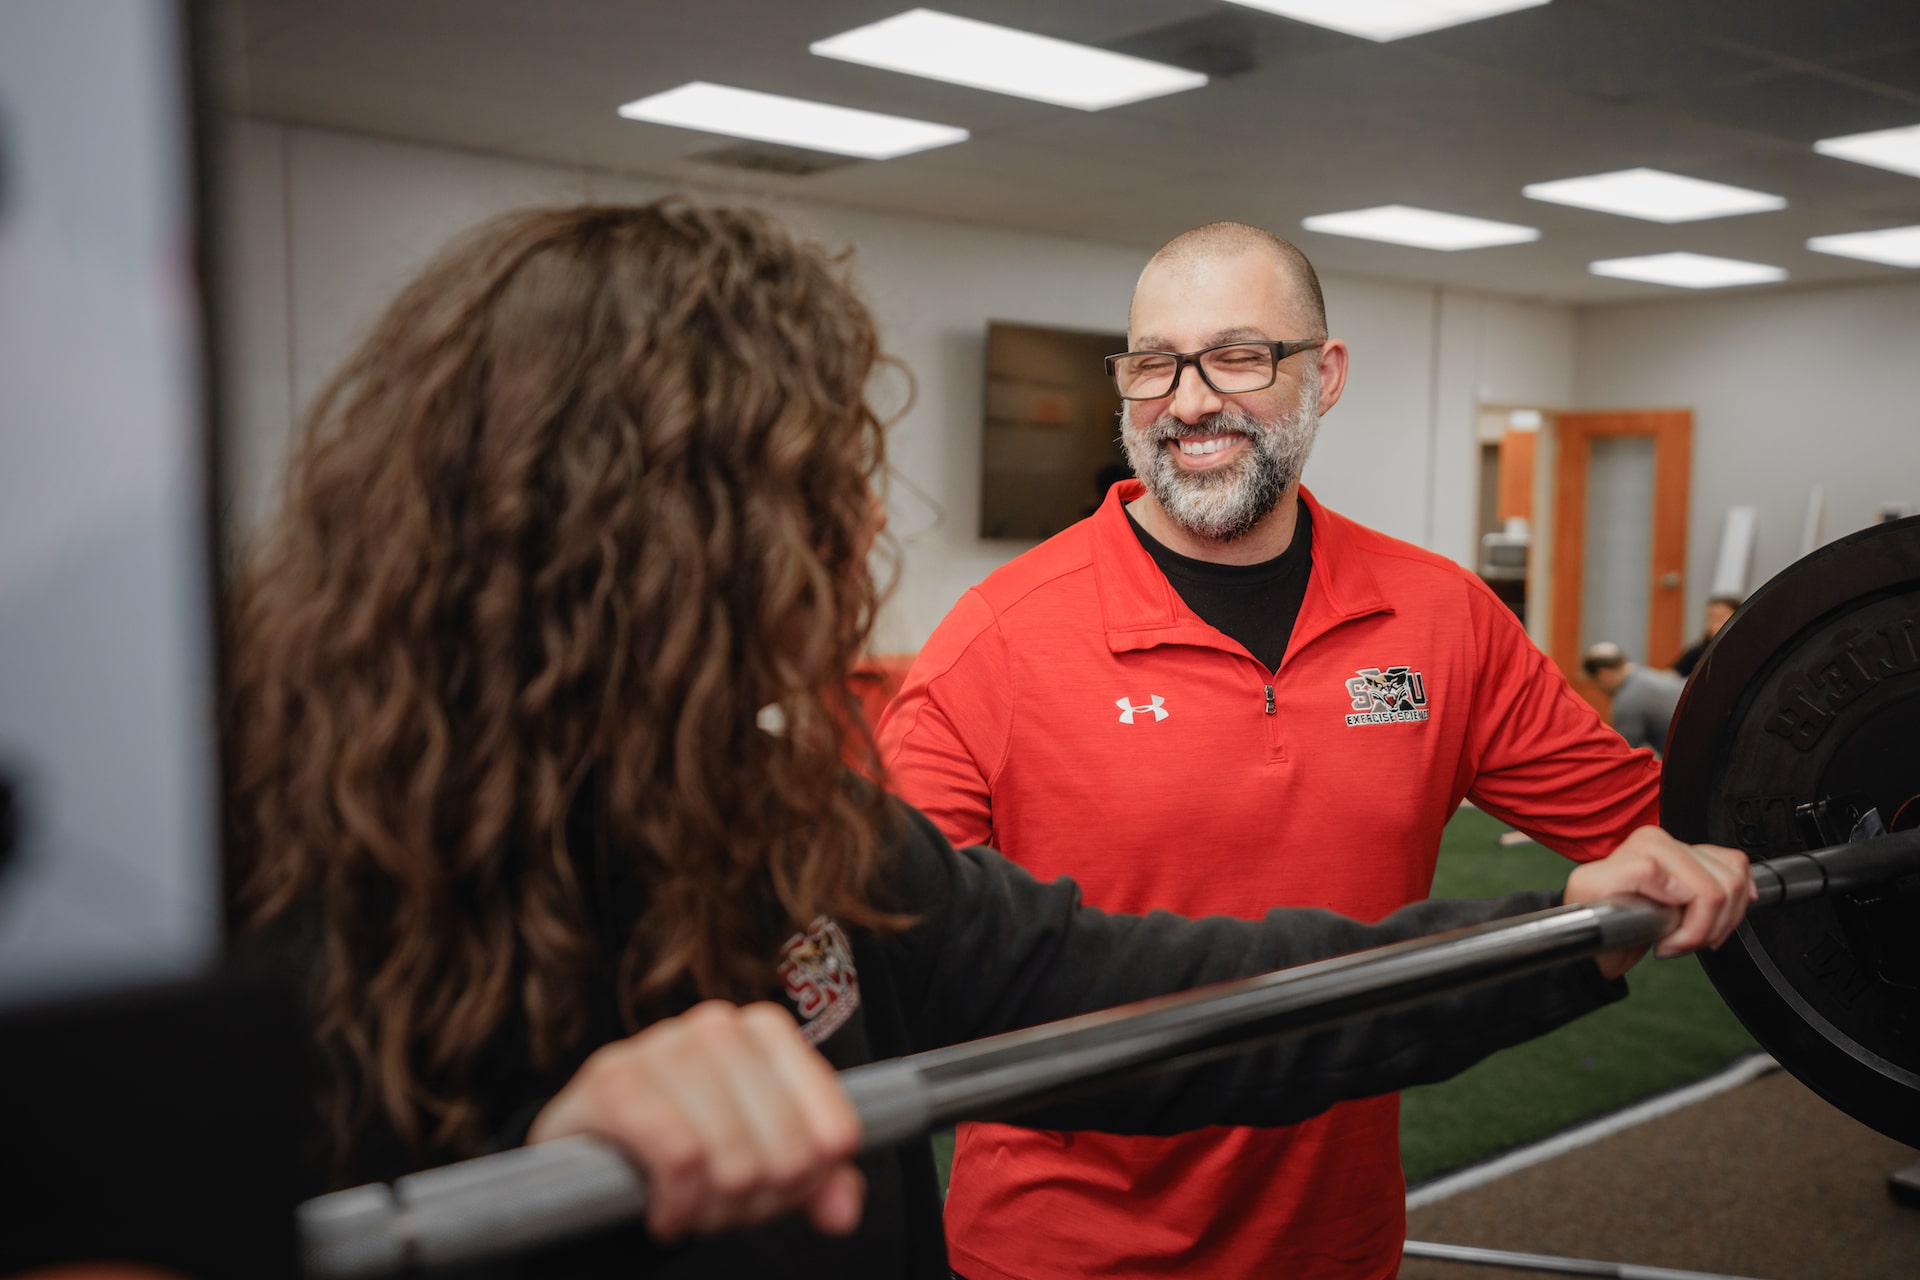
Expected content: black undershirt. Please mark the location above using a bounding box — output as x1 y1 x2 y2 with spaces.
1126 503 1314 674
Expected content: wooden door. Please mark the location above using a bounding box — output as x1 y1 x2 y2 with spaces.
1550 410 1693 709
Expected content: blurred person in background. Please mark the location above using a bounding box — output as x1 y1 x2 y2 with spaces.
1584 642 1686 755
1672 592 1742 679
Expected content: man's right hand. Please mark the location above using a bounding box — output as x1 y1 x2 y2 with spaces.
527 1000 865 1243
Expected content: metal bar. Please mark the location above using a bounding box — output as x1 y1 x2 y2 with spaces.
843 894 1674 1147
298 830 1920 1277
303 896 1667 1276
1402 1238 1772 1279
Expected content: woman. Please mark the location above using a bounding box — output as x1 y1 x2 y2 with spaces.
227 202 1749 1275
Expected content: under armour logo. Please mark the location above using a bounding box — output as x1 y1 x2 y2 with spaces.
1116 695 1169 724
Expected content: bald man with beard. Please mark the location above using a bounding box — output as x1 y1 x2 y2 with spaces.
878 223 1731 1280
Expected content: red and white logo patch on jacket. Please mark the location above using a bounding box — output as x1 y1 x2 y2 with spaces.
777 916 859 1046
1344 665 1431 726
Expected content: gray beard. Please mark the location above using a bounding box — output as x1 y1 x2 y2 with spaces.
1120 372 1321 544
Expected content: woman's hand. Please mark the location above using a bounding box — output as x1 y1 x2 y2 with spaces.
1565 826 1756 979
528 1000 864 1243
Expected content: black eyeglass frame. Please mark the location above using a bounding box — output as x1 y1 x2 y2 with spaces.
1103 338 1325 401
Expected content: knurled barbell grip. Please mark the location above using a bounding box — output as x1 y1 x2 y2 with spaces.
296 1071 940 1276
298 832 1920 1278
298 1137 648 1276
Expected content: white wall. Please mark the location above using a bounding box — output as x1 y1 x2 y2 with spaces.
216 121 1920 663
1571 281 1920 626
1429 291 1576 570
219 121 1573 649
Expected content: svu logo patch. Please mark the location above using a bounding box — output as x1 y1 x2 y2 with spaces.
778 916 859 1046
1345 666 1430 726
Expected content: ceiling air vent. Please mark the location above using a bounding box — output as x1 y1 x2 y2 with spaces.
688 142 864 177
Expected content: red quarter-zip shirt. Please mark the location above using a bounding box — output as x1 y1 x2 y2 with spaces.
877 482 1661 1280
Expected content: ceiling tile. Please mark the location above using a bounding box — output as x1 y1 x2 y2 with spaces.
1412 1 1771 101
1630 0 1920 64
1650 70 1920 145
222 0 1920 304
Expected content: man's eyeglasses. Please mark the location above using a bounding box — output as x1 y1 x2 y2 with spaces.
1104 339 1324 401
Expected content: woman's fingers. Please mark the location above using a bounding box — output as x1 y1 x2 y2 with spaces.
807 1163 867 1237
527 1000 865 1243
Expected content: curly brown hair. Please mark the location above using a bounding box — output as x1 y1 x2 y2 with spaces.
227 202 902 1162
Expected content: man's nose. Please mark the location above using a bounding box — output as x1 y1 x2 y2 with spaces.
1167 361 1224 424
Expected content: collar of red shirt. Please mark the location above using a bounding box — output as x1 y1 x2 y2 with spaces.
1090 481 1394 660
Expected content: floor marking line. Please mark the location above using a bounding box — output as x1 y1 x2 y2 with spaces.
1406 1052 1779 1210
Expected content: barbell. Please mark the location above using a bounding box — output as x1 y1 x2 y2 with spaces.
300 514 1920 1277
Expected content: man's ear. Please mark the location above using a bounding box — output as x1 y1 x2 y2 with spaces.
1315 339 1350 414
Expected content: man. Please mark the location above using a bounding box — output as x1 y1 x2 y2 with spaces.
877 222 1742 1280
1584 641 1686 755
1672 592 1742 678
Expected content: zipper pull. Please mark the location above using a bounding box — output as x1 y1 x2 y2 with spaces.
1264 684 1276 715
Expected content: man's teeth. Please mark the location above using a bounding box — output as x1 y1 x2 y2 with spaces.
1178 436 1235 456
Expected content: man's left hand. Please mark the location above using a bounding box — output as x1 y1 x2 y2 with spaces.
1564 826 1756 977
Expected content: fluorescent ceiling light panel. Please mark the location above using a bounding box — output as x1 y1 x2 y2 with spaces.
1806 225 1920 268
616 82 967 159
1223 0 1550 42
811 9 1206 110
1588 252 1786 289
1813 123 1920 179
1300 204 1540 250
1523 167 1785 223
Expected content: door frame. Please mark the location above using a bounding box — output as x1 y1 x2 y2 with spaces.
1549 410 1693 705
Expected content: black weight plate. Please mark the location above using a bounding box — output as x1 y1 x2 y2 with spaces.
1663 515 1920 1148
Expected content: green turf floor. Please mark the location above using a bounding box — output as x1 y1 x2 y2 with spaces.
1399 805 1757 1185
929 806 1758 1195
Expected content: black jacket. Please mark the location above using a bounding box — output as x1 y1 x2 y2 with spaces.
318 802 1625 1276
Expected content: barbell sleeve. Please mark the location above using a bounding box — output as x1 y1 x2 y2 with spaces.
297 829 1920 1278
1748 826 1920 905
